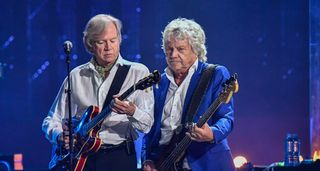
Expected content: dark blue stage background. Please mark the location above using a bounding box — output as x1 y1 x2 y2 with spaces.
0 0 310 170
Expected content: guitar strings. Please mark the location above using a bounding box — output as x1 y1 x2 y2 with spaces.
159 136 192 170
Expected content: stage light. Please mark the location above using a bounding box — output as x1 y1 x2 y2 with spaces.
299 155 304 162
313 150 320 161
233 155 247 168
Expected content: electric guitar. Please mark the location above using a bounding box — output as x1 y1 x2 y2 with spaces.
156 74 239 171
50 70 161 171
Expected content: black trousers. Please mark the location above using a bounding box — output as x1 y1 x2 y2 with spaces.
83 143 137 171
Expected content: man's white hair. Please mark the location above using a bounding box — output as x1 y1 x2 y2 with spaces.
162 18 207 62
83 14 122 54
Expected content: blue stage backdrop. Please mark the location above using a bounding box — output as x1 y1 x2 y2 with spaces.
0 0 309 169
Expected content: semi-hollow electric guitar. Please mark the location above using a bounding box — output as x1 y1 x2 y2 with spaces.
51 70 160 171
156 74 239 171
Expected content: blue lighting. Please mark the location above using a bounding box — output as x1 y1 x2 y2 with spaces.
72 54 78 60
29 60 50 81
135 54 141 59
123 34 128 39
2 35 15 49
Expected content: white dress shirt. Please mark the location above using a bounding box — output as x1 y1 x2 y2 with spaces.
42 55 154 145
159 59 198 145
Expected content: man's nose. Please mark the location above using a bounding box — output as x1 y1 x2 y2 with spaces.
171 48 179 57
104 41 111 50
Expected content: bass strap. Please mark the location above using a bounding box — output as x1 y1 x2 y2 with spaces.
182 64 217 125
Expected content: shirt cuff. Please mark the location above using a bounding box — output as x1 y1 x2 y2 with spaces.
128 106 144 120
52 128 63 144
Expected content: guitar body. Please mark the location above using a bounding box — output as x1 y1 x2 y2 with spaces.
51 106 102 171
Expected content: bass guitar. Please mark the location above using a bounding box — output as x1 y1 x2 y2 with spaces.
51 70 160 171
156 74 239 171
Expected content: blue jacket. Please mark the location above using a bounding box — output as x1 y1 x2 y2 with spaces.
143 61 236 171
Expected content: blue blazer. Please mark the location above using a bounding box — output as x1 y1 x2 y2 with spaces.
143 61 235 171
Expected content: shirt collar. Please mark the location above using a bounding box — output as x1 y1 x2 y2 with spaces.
88 54 124 79
89 54 124 68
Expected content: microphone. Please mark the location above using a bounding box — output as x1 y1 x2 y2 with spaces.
63 41 73 54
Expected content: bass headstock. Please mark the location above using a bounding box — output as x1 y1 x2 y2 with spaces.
219 73 239 104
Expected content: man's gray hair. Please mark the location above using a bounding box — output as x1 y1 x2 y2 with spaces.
83 14 122 54
162 18 207 62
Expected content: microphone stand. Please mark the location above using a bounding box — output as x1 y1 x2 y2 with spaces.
64 44 73 171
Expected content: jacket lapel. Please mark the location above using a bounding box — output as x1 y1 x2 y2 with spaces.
152 74 170 145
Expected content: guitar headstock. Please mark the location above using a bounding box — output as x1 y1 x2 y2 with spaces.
219 73 239 104
135 70 161 90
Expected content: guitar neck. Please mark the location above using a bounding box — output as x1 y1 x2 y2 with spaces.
84 86 136 133
196 98 222 128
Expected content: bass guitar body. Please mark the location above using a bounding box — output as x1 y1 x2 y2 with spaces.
156 126 188 171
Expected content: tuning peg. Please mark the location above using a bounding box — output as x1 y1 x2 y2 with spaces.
233 73 238 79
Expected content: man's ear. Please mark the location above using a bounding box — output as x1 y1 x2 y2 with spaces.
89 46 95 53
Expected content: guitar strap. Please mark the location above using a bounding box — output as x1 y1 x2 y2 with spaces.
101 64 137 154
102 64 131 111
182 64 217 125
